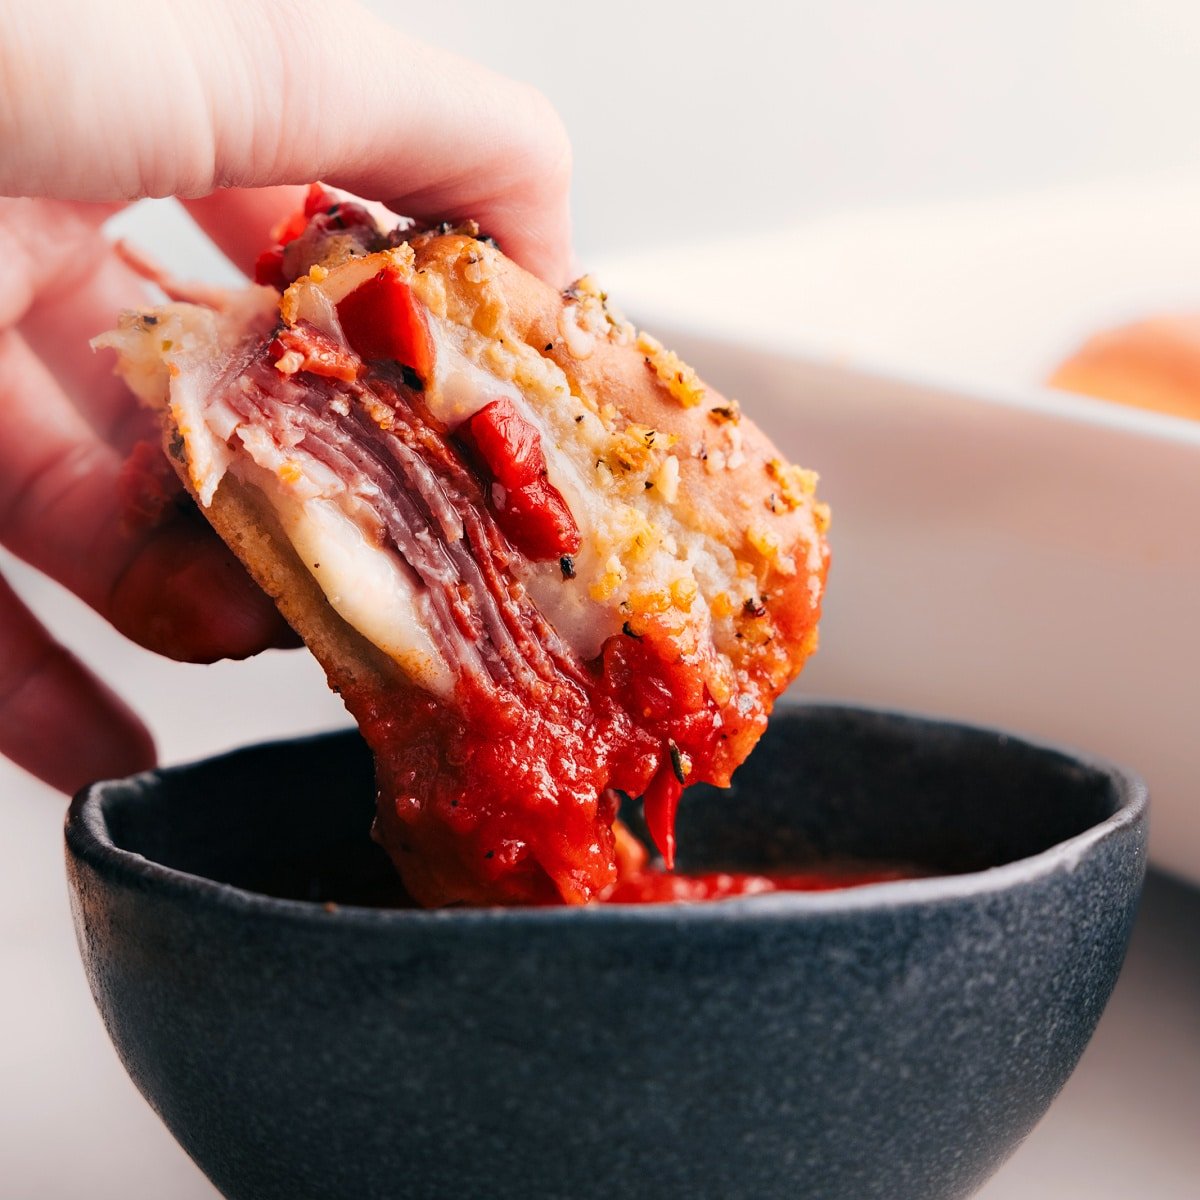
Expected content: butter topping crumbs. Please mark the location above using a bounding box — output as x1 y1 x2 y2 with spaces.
274 350 305 375
636 332 705 407
670 577 698 610
558 303 596 359
604 423 677 475
652 454 680 503
589 555 628 602
708 400 741 424
363 396 395 431
408 261 447 319
563 275 635 345
457 247 507 336
765 457 819 510
626 589 672 616
747 523 797 576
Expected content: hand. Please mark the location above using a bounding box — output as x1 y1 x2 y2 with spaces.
0 0 574 791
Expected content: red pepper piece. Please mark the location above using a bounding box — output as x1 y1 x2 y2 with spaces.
460 399 581 560
336 268 435 382
494 475 582 561
254 247 288 290
273 208 311 247
303 183 339 217
642 759 683 870
257 192 326 289
463 398 542 489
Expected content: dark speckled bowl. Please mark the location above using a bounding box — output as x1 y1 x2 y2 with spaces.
65 704 1146 1200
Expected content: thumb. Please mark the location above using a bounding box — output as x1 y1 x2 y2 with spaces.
0 0 574 285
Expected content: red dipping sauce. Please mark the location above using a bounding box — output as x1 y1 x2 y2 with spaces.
606 864 919 904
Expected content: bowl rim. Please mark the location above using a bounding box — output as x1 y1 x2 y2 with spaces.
65 702 1147 928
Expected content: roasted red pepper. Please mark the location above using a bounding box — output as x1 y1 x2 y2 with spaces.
462 398 543 489
459 399 581 561
336 268 435 383
253 247 289 290
254 189 327 289
303 183 338 218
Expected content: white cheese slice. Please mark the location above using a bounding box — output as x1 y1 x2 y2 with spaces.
262 482 454 698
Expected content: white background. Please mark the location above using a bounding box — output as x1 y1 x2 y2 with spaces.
3 2 1200 1197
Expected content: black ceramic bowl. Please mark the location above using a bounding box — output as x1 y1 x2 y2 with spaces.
66 704 1146 1200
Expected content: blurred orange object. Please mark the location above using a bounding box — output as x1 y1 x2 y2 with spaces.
1050 314 1200 419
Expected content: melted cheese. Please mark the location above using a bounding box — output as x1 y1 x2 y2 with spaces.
265 484 453 697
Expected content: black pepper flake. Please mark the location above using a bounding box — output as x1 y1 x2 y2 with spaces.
450 799 458 808
668 740 686 784
400 365 425 392
622 621 643 640
559 555 576 580
644 480 653 489
545 342 554 352
708 403 740 423
575 415 584 423
142 314 159 326
744 597 767 618
485 850 495 859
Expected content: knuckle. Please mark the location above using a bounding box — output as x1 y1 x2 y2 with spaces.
507 83 573 185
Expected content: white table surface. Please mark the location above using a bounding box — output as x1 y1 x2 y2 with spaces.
4 188 1200 1195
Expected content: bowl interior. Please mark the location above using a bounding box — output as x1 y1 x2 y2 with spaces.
102 703 1124 906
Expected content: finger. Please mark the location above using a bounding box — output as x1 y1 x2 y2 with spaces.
0 572 155 793
2 197 155 447
2 1 575 284
0 329 294 662
108 509 304 661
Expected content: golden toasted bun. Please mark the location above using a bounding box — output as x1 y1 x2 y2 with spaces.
407 234 828 679
1049 314 1200 420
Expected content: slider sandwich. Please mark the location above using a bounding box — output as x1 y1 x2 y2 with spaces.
97 187 830 906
